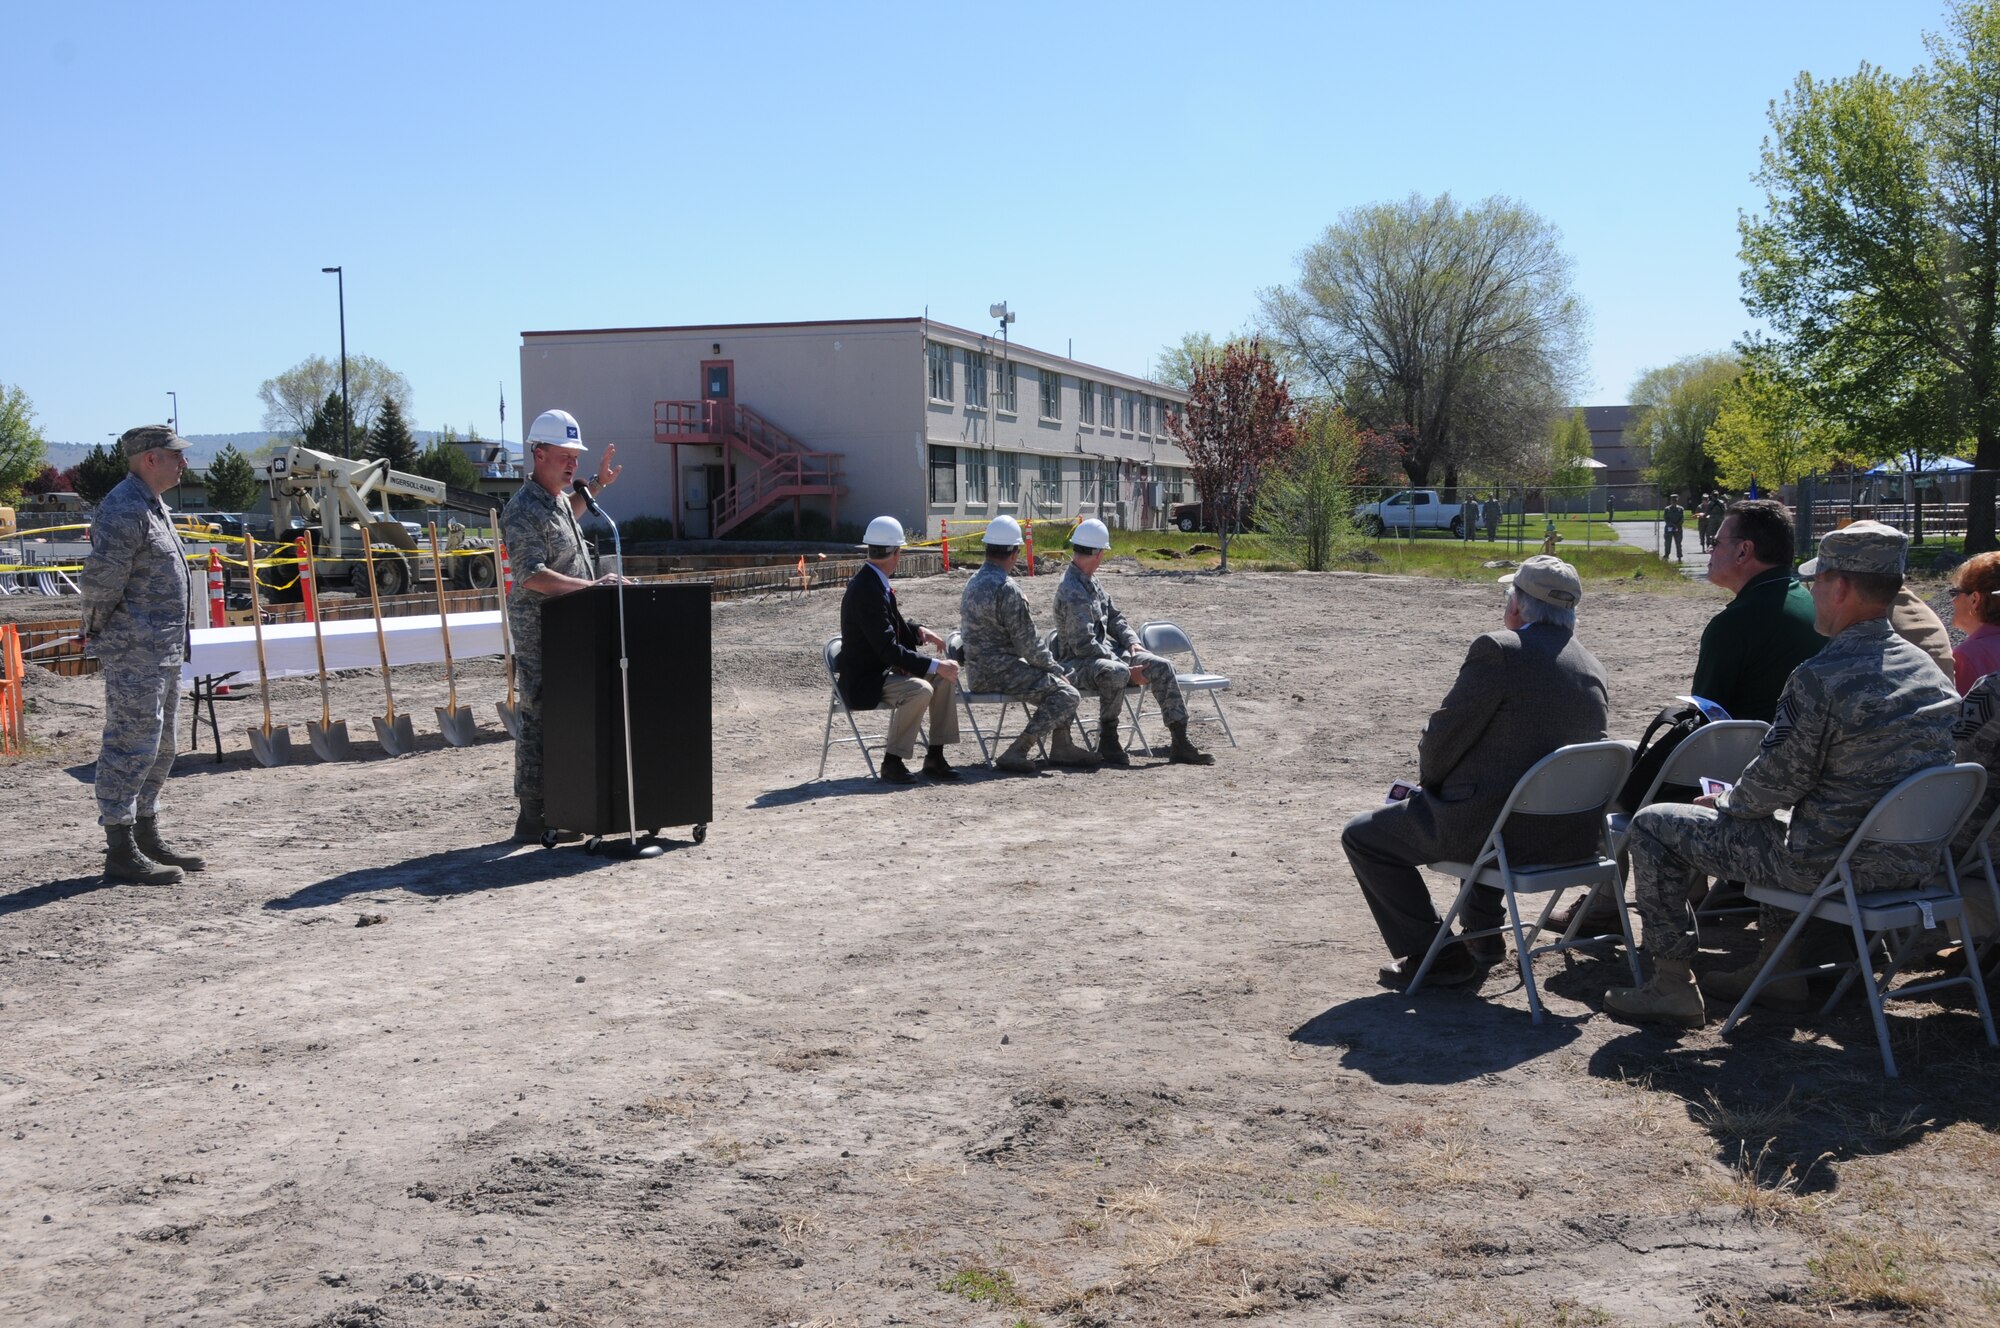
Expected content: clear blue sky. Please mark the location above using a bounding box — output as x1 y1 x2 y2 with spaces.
2 0 1946 446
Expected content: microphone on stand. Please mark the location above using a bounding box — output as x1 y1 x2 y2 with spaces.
573 479 605 517
569 477 658 859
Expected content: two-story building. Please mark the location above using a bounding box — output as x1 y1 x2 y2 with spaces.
518 317 1192 540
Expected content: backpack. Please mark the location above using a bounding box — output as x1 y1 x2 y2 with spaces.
1612 701 1711 816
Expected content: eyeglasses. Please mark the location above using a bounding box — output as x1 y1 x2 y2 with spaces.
1949 587 1981 597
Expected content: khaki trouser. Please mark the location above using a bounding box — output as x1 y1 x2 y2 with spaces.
879 673 960 759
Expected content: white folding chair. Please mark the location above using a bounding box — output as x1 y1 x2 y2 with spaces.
1719 763 1998 1078
816 634 924 780
1135 619 1236 748
1600 721 1770 929
1410 741 1637 1025
1044 629 1150 755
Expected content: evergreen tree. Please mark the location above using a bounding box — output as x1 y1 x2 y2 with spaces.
74 444 125 505
303 390 357 457
365 397 417 471
204 443 260 511
411 434 481 489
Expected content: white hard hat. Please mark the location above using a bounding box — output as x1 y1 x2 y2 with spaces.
984 515 1023 545
527 409 587 452
863 515 906 547
1071 518 1111 551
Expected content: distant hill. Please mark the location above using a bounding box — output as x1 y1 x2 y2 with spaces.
42 431 484 471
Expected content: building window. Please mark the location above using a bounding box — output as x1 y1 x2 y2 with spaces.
998 360 1018 414
1159 401 1177 437
927 341 953 402
1137 396 1151 437
1080 462 1099 505
1167 467 1186 504
1039 455 1062 510
966 351 988 409
1102 460 1120 504
929 445 957 503
1078 380 1095 425
1104 386 1117 429
1039 368 1061 420
965 449 988 505
1120 392 1135 434
998 452 1019 504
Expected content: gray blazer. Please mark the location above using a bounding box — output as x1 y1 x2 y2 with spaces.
1417 623 1612 863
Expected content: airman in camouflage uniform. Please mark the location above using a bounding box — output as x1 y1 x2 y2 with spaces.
501 409 621 841
959 517 1094 773
1053 519 1211 767
1606 521 1959 1026
81 426 204 884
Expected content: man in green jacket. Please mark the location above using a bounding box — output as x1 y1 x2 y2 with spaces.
1692 499 1824 723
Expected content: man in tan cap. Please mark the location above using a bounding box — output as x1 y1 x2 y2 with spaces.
79 425 204 884
1605 520 1959 1026
1341 554 1611 987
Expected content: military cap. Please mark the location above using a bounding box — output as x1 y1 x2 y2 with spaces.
119 425 190 457
1499 553 1582 607
1798 519 1907 578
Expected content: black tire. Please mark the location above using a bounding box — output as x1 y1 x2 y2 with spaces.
463 555 496 590
1449 516 1465 539
374 556 409 598
1176 515 1198 533
1363 516 1385 537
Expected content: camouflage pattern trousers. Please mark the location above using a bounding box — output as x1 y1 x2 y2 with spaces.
513 651 543 804
96 658 181 826
1627 803 1824 962
1068 651 1187 727
969 659 1078 745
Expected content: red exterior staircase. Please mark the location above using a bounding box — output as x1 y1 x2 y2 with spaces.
653 400 844 537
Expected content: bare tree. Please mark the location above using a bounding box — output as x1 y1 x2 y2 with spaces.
1259 193 1587 490
259 355 413 439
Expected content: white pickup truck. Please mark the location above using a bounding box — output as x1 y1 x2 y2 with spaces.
1353 489 1469 537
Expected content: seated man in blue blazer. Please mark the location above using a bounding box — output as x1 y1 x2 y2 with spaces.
1341 555 1612 987
836 516 961 784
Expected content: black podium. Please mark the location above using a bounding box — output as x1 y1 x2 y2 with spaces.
540 584 712 841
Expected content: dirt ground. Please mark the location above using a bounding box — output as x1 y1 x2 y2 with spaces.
3 567 1998 1328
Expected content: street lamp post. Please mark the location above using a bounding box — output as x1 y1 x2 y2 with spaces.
166 391 178 436
321 267 349 456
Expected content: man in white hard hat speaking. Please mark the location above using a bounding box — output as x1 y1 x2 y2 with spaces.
959 516 1098 773
1054 518 1212 767
500 408 625 842
835 516 962 783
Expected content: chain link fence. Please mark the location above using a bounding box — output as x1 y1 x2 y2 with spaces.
1794 468 1997 562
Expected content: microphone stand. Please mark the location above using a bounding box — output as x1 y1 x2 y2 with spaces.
578 482 662 860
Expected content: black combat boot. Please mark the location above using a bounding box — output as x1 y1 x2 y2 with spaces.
136 816 205 871
1097 716 1131 767
105 824 182 885
1168 721 1215 766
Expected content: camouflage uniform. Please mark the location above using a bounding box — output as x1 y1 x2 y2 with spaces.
1051 561 1185 727
960 560 1077 743
1628 617 1959 960
500 478 596 802
82 472 193 825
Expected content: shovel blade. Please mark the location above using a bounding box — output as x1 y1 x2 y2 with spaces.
496 700 522 740
248 725 293 768
307 718 353 762
437 705 479 747
374 713 418 756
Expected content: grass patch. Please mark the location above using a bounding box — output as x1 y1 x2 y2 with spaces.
939 1264 1020 1306
1809 1232 1946 1311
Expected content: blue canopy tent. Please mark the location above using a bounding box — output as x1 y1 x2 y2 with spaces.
1865 456 1974 474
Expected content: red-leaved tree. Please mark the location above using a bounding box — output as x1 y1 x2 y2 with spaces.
1162 339 1294 571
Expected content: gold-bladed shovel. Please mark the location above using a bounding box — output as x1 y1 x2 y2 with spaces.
297 532 351 761
428 522 478 746
361 532 416 755
492 508 521 739
243 533 293 767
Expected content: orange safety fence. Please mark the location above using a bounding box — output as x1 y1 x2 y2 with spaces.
0 624 23 755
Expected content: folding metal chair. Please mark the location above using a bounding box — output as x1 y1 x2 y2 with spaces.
1409 741 1637 1025
1601 720 1770 929
815 634 923 780
1135 619 1236 748
948 630 1030 765
1043 629 1150 756
1719 763 1998 1078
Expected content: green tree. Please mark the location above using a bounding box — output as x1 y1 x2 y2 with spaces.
259 354 413 438
303 390 359 457
1740 1 2000 548
1259 192 1587 488
1254 404 1366 571
1154 332 1226 391
1706 367 1849 490
1627 353 1739 498
0 382 50 502
74 444 125 505
365 396 417 471
203 443 260 511
410 431 481 489
1546 408 1596 495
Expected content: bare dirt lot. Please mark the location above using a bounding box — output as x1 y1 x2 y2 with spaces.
3 568 1998 1327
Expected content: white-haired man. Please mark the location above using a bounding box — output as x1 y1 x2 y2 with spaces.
1341 555 1611 988
835 515 961 783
